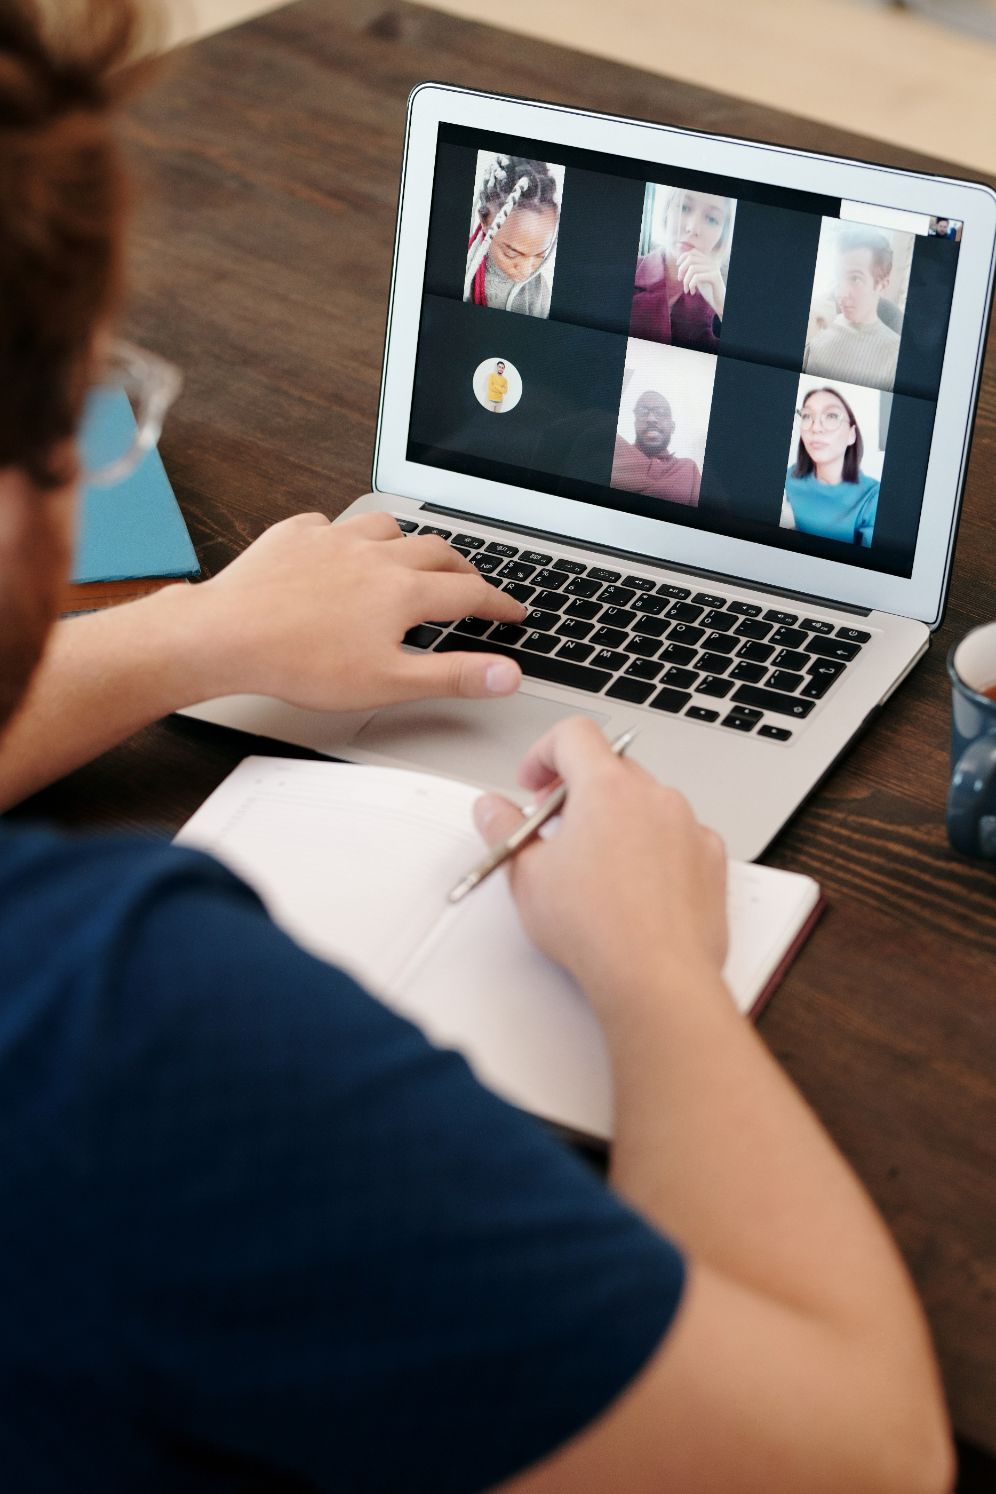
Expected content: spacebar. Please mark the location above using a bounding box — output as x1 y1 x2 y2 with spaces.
434 632 612 693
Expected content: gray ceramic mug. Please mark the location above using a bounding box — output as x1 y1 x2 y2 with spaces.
946 620 996 861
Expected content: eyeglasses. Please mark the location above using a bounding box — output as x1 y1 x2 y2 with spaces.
797 407 848 433
83 339 183 487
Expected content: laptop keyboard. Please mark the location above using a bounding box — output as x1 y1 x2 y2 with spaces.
396 519 872 745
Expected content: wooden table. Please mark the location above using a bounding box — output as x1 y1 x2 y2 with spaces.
15 0 995 1475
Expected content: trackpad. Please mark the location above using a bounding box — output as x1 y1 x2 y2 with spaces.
349 694 609 791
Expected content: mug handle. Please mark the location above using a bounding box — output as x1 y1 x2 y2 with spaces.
947 735 996 859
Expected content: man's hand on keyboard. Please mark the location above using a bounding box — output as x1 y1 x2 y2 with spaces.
187 510 526 711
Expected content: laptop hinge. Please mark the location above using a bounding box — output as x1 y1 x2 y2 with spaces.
418 501 873 618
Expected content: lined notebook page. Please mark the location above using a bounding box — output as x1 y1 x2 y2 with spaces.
176 757 820 1140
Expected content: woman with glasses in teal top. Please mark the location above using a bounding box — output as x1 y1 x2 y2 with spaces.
782 386 880 547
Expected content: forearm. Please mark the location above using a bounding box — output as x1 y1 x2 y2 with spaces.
603 966 942 1400
0 584 212 807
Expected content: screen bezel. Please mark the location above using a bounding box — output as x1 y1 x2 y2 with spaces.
374 83 996 627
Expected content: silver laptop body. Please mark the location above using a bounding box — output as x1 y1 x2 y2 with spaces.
184 86 995 862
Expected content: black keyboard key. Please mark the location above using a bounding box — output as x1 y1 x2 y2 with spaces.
768 670 804 694
453 547 472 558
807 657 846 680
394 517 418 533
696 651 732 675
452 532 484 549
696 675 734 698
403 625 442 649
599 585 637 607
700 610 737 632
454 617 492 637
557 640 594 664
668 623 705 647
703 632 739 656
556 618 594 641
498 560 536 583
668 601 704 623
649 686 692 713
722 712 758 733
800 674 835 700
607 677 655 705
533 589 567 612
523 631 559 654
524 608 559 632
734 618 772 641
591 626 628 649
661 666 698 690
727 600 763 617
471 553 502 575
592 648 628 672
502 581 535 604
485 540 517 557
770 625 807 649
588 567 621 584
624 657 663 681
553 556 586 574
623 574 656 591
532 567 566 590
738 640 775 664
686 705 719 723
632 594 668 616
434 633 612 693
836 626 871 644
626 634 662 658
563 576 603 599
488 623 526 646
731 684 815 719
729 661 767 684
800 617 833 634
693 592 727 609
601 606 636 630
564 598 601 621
632 616 669 639
759 724 793 741
418 525 452 539
657 583 691 600
660 642 697 666
772 648 808 671
519 549 552 566
763 609 798 626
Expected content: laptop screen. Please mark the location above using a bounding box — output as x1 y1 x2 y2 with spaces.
406 124 963 581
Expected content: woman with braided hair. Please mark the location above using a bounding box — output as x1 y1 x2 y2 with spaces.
465 153 560 317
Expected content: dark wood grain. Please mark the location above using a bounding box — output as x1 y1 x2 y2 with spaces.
12 0 996 1459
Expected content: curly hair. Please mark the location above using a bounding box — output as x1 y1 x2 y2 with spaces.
0 0 154 488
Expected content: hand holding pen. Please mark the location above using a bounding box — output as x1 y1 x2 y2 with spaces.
449 726 638 903
455 716 729 1006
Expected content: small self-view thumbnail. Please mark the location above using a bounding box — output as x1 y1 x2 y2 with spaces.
629 182 737 353
610 339 717 508
464 152 564 319
928 215 962 242
780 375 889 548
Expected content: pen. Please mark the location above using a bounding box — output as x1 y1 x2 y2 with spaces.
447 727 639 905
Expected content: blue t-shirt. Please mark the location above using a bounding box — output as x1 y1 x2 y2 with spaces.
784 467 879 547
0 825 684 1493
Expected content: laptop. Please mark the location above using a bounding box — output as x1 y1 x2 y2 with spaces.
184 84 996 860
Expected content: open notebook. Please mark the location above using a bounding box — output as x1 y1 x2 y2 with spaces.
176 757 823 1142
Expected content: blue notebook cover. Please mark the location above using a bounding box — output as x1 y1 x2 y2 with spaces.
72 388 201 584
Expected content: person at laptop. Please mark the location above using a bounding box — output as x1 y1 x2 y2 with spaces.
610 389 701 505
804 225 902 393
629 185 733 352
782 387 880 547
0 6 953 1492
